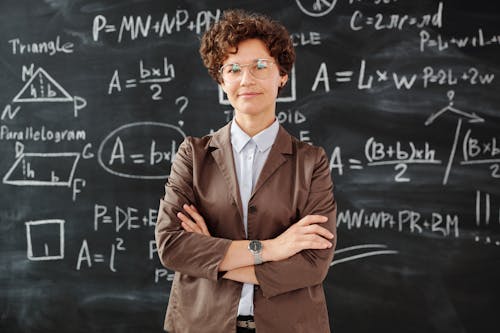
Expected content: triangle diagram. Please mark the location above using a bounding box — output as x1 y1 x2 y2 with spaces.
13 68 73 103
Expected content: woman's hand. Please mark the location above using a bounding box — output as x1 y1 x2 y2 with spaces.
263 215 334 262
177 204 211 236
178 205 333 264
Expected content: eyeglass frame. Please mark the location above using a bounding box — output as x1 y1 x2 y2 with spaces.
218 58 278 83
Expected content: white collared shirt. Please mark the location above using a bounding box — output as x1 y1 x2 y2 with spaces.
230 117 280 316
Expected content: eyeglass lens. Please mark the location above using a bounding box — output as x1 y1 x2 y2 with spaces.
221 59 273 82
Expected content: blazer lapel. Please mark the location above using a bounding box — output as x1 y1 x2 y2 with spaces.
251 125 293 199
209 123 244 220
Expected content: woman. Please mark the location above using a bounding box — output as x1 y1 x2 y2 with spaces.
155 9 337 333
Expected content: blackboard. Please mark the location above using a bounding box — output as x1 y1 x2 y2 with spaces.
1 0 499 332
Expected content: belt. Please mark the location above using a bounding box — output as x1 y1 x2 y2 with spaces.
237 315 256 329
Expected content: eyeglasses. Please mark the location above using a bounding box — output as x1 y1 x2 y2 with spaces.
219 58 276 83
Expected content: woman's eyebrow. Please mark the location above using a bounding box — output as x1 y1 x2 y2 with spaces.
227 58 268 64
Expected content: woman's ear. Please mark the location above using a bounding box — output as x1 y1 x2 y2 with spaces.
280 74 288 87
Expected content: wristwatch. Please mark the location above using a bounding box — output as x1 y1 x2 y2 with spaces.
248 240 263 265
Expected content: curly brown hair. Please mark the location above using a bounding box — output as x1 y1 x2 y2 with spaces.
199 9 295 84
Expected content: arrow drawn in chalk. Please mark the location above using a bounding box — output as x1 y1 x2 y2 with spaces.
425 90 485 185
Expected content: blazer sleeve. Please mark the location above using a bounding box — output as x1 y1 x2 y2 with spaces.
155 137 232 281
254 146 337 299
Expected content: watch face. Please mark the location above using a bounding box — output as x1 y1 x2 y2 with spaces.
249 240 262 252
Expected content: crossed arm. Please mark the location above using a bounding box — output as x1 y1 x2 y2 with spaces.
155 138 336 296
177 203 334 285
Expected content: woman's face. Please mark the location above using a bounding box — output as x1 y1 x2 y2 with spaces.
219 38 287 121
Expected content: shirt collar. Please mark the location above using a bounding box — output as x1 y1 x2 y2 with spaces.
253 118 279 152
230 118 279 153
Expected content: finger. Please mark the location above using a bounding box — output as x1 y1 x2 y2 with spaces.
181 221 193 232
297 215 328 226
177 212 203 234
179 210 208 236
304 224 334 239
177 212 193 227
184 204 210 236
183 204 205 224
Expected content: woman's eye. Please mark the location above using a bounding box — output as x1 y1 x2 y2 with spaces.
230 64 241 73
256 60 267 70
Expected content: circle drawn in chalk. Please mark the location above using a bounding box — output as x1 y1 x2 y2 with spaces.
295 0 338 17
98 122 186 179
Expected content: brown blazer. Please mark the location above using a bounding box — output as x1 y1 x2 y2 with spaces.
155 122 337 333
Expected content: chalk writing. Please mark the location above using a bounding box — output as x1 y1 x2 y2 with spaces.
25 219 65 261
420 29 500 52
108 57 175 100
97 122 185 179
8 36 74 56
338 209 460 237
2 65 87 119
92 9 221 42
94 204 158 232
350 2 443 31
4 152 80 187
76 238 126 272
0 125 86 142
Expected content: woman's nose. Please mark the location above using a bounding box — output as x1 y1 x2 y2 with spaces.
239 66 255 85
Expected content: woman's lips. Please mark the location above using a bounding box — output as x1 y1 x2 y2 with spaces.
238 92 261 98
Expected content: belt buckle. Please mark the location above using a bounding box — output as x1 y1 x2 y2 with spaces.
237 319 256 329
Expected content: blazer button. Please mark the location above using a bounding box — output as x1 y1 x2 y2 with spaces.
254 285 259 291
249 205 257 213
